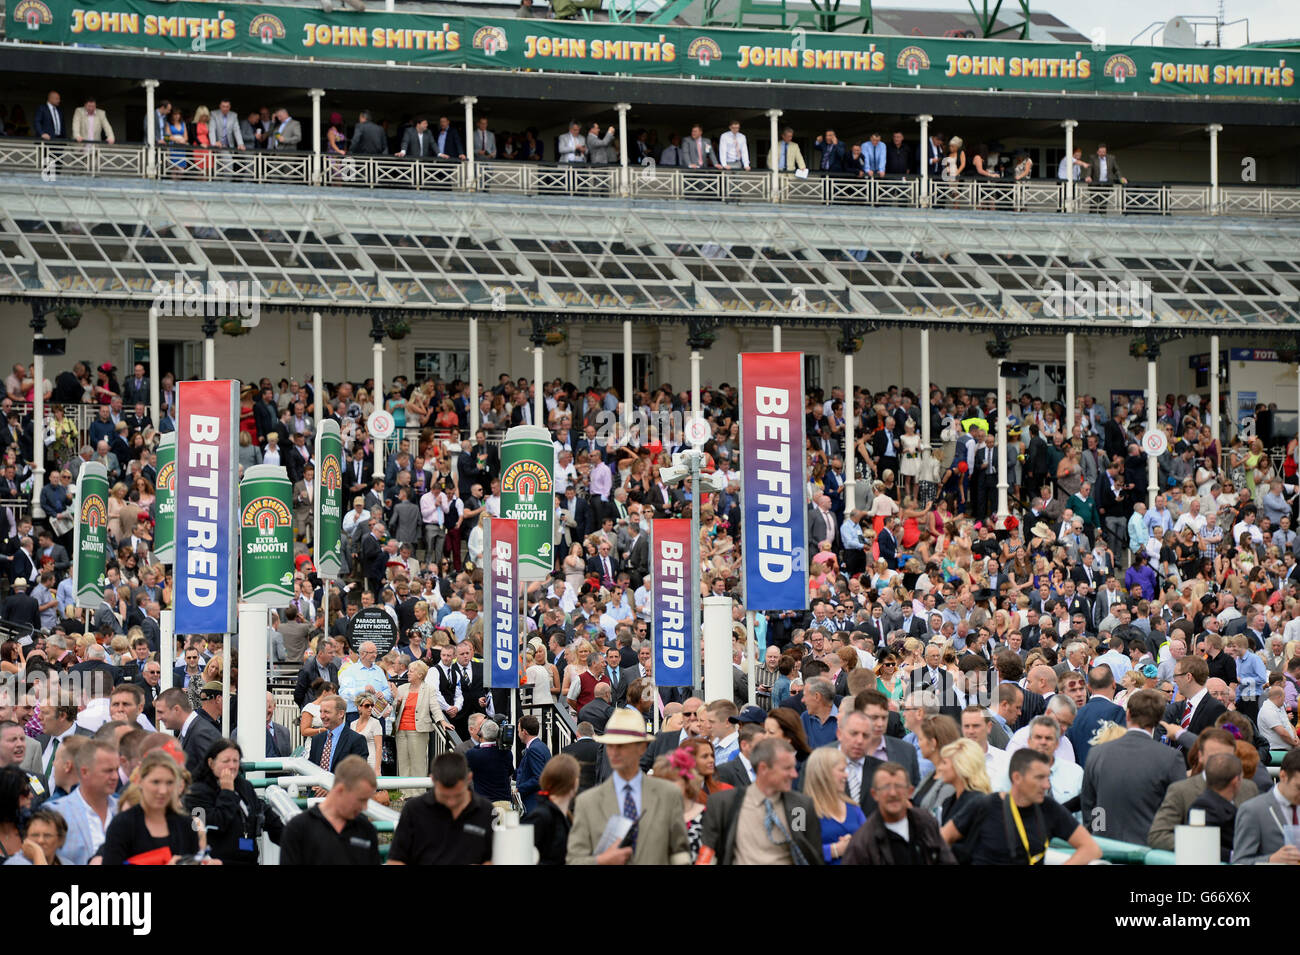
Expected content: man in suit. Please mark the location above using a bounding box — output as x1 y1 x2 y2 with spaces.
514 715 551 813
276 604 312 664
293 636 341 708
1081 689 1185 845
360 523 388 596
267 107 302 150
1066 665 1126 768
350 111 387 155
908 643 961 722
813 129 846 173
1 577 40 628
578 683 614 734
431 115 465 161
1084 143 1127 185
34 90 65 141
807 494 837 562
471 116 497 160
71 98 115 145
208 100 244 150
561 723 603 793
47 739 120 864
699 737 822 865
567 709 691 865
1147 727 1259 850
1231 748 1300 864
292 465 314 545
1157 655 1226 752
239 109 266 151
454 640 494 738
681 124 715 169
307 695 370 773
768 126 806 173
856 692 921 784
264 692 292 759
396 117 435 159
155 688 222 778
557 121 587 163
586 540 621 591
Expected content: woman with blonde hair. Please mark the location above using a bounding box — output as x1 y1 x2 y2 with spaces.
803 746 866 865
525 638 559 705
935 738 992 830
100 750 211 865
106 482 134 544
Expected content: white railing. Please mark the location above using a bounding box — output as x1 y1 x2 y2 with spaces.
5 140 1300 218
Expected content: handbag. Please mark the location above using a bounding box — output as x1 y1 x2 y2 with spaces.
380 734 397 776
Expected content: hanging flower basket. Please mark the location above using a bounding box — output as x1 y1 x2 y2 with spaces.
386 315 411 340
55 305 82 331
1129 338 1149 359
220 317 249 336
544 328 566 346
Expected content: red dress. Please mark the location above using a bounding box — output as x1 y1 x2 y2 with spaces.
901 516 920 550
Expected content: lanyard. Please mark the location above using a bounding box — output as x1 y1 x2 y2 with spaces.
1004 795 1047 865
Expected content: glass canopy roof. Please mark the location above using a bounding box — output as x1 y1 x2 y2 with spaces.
2 179 1298 330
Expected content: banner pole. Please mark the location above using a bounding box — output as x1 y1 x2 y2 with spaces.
745 610 757 707
159 609 175 693
221 635 231 738
237 602 269 759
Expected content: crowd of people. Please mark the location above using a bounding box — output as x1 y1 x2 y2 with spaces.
2 344 1299 866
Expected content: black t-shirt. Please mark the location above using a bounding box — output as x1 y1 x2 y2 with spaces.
279 806 381 866
949 792 1078 865
388 791 494 865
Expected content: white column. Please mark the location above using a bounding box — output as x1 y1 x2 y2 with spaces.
31 316 45 518
469 315 480 435
772 325 781 351
221 642 231 738
372 338 385 478
309 88 324 185
236 603 269 760
701 596 733 706
1065 332 1076 435
1062 119 1078 210
203 335 215 380
622 319 633 437
1207 123 1222 214
766 107 783 200
690 350 702 422
1147 357 1158 507
616 102 630 197
920 329 931 448
144 79 159 178
462 96 478 186
1210 335 1220 446
996 363 1008 520
158 609 175 692
917 114 932 207
148 307 160 428
843 350 856 511
744 610 757 707
312 312 323 424
533 343 544 426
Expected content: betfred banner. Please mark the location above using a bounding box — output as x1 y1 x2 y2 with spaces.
72 461 109 609
498 425 555 581
739 352 807 611
651 518 693 688
483 516 518 690
152 432 176 564
174 379 240 635
313 420 343 578
239 464 294 607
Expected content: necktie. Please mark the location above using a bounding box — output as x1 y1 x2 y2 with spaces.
763 797 807 865
266 726 278 758
623 782 638 850
1180 700 1193 729
52 104 61 136
780 142 788 170
847 761 862 801
320 729 334 771
45 738 59 776
1292 804 1298 825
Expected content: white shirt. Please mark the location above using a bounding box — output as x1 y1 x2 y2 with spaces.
984 744 1010 783
718 130 750 169
883 816 911 841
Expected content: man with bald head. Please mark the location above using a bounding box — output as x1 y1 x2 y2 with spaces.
809 493 837 560
1025 665 1057 700
1156 637 1186 684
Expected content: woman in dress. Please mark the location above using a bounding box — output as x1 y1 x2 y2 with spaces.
1012 151 1033 181
192 105 213 175
237 430 261 471
166 108 188 173
874 649 907 706
562 542 586 593
1055 445 1083 508
678 738 733 800
917 448 943 509
100 751 209 865
326 111 348 180
106 482 134 545
898 418 921 496
652 750 706 863
350 692 389 804
804 747 866 865
525 638 559 705
934 738 993 832
433 398 460 439
1245 438 1268 496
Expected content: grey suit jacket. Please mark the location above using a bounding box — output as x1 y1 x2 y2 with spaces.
209 110 244 148
714 755 753 789
566 772 690 865
471 128 497 159
1232 790 1298 864
681 137 715 168
1147 773 1258 851
1081 729 1185 845
270 118 302 150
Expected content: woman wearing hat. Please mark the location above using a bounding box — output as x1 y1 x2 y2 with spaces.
326 111 348 180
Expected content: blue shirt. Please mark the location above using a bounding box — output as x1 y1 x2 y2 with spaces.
1234 652 1267 701
862 140 886 175
614 771 644 819
840 518 864 551
338 662 393 713
319 723 345 770
801 705 840 749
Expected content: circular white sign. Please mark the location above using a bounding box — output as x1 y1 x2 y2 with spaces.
368 410 396 439
685 417 710 446
1143 430 1168 456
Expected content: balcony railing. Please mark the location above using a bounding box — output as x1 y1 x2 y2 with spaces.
2 141 1297 218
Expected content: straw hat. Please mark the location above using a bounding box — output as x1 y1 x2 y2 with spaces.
591 707 654 745
1030 522 1056 542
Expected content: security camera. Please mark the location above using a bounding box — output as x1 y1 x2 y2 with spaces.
704 470 729 492
659 464 689 484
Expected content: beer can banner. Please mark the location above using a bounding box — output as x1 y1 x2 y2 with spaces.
739 352 808 611
153 432 176 564
651 518 694 688
239 464 294 607
313 419 343 578
498 425 555 581
174 379 240 635
72 461 109 610
484 516 519 690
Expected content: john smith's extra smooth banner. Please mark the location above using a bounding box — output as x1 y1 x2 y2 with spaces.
739 352 807 611
313 419 343 578
498 425 554 582
12 0 1298 100
174 379 239 635
152 432 176 564
483 516 518 690
239 464 294 607
651 518 693 688
72 461 108 609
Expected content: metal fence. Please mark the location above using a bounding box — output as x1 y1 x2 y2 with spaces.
2 140 1295 218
